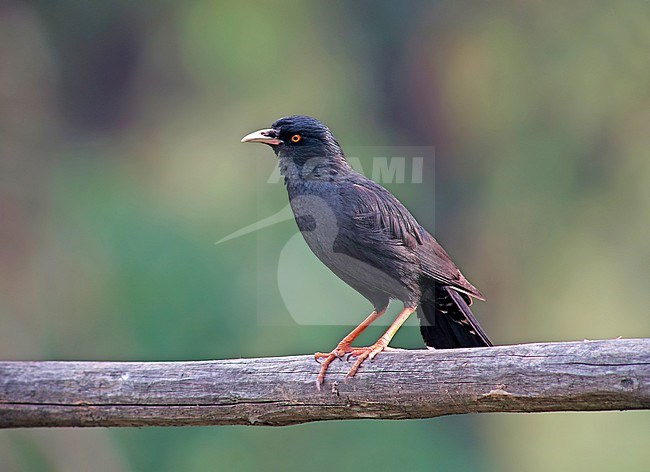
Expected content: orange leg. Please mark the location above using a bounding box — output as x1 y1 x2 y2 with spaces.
346 306 416 378
314 308 386 388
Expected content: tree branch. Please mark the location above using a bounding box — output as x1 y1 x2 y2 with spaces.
1 339 648 428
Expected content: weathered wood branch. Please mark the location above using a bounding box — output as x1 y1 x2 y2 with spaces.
1 339 648 428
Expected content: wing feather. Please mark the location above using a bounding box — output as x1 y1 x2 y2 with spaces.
339 178 483 299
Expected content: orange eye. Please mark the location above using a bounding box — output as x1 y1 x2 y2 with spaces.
290 134 302 143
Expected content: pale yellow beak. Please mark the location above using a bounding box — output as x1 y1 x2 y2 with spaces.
240 128 282 146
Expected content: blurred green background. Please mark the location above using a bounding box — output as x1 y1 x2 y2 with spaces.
1 1 649 471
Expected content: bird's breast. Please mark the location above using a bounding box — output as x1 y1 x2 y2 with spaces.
288 189 341 258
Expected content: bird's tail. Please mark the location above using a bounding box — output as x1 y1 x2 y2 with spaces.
417 285 492 348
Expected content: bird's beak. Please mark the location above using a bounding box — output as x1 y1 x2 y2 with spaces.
240 128 282 146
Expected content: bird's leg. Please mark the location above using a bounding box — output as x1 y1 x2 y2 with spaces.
314 308 386 388
346 306 416 378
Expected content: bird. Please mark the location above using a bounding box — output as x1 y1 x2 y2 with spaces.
241 115 491 387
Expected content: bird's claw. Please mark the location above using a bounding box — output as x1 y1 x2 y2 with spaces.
314 341 388 388
314 343 354 389
314 347 348 363
345 343 387 378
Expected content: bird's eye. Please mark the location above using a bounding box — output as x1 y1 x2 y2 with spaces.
290 134 302 143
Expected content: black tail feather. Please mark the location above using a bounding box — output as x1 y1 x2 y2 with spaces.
417 285 492 348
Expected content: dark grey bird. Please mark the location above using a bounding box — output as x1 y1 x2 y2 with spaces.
241 115 491 387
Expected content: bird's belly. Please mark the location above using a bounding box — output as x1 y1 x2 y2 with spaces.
289 191 415 303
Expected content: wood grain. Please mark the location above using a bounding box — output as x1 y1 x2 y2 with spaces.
1 339 649 428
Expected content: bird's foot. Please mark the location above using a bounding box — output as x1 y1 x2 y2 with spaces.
314 339 393 389
314 342 354 389
345 340 389 378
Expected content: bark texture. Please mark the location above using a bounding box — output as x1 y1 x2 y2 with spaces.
1 339 648 428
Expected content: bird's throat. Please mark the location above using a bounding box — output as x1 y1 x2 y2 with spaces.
278 153 351 187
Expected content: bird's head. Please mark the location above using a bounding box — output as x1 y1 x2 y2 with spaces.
241 115 349 178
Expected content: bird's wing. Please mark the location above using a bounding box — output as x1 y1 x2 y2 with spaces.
347 181 424 251
417 232 485 300
339 178 483 299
